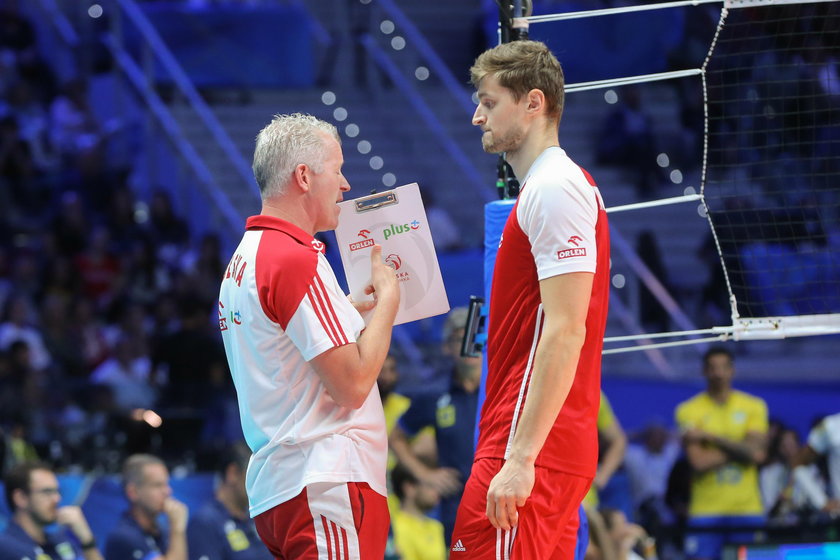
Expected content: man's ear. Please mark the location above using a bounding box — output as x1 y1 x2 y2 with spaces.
526 88 546 115
293 163 311 193
125 482 138 502
12 488 28 510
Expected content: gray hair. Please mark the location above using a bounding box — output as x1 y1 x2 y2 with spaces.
122 453 165 488
252 113 340 200
443 306 470 342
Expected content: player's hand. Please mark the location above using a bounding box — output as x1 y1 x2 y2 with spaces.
163 497 189 534
420 467 463 496
485 458 534 531
56 506 95 544
593 469 611 490
367 245 400 311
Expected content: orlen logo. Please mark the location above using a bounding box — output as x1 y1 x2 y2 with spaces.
385 254 402 270
350 229 375 252
557 248 587 260
350 239 375 252
568 235 582 247
383 220 421 240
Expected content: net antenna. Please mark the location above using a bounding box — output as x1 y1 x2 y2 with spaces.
510 0 840 362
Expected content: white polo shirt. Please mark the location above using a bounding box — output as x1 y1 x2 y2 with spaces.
219 215 387 517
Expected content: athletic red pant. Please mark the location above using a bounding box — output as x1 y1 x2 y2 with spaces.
449 458 592 559
254 481 389 560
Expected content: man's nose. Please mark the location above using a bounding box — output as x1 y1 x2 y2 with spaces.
472 107 485 126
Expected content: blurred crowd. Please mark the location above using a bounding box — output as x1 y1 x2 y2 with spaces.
0 0 236 474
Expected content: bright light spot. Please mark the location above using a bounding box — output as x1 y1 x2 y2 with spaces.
88 4 103 18
380 20 395 34
684 186 696 196
656 153 670 168
391 36 406 51
697 204 708 218
143 410 163 428
360 0 371 4
333 107 348 122
604 89 618 104
670 169 683 184
132 409 163 428
612 274 626 289
415 66 430 81
321 91 336 105
369 156 384 170
471 92 480 105
357 140 372 154
134 202 149 224
345 123 360 138
382 173 397 187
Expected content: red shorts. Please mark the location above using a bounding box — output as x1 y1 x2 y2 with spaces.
254 481 389 560
449 458 592 560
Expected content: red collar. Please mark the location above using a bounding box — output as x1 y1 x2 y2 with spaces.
245 215 325 253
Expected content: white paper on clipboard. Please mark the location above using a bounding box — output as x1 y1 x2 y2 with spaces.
335 183 450 326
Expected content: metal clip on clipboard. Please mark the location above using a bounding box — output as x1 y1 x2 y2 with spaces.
353 191 398 213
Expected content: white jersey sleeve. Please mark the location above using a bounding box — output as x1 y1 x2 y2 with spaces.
517 153 600 281
285 257 363 362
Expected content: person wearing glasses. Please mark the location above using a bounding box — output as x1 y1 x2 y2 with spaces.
0 461 103 560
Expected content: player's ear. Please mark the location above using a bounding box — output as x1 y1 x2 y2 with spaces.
526 88 546 115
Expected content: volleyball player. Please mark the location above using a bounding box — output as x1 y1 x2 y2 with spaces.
449 40 610 558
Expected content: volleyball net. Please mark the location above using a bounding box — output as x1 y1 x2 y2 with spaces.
492 0 840 352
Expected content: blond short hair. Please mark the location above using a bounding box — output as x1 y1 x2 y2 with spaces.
252 113 340 200
470 40 565 124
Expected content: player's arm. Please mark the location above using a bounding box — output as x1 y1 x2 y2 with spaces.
706 430 767 465
390 423 461 495
682 434 728 473
485 271 593 531
310 245 400 409
162 497 188 560
594 416 627 490
56 506 104 560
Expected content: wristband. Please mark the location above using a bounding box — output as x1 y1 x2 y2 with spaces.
80 538 97 550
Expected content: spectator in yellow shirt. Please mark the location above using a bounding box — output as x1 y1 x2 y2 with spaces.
675 347 768 560
390 462 446 560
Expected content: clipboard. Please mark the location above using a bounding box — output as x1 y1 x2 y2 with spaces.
335 183 450 326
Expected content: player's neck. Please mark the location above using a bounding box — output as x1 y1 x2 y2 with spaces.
130 505 160 534
15 512 46 544
707 385 732 404
217 486 248 520
506 124 560 182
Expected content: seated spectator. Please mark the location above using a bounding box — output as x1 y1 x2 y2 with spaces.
105 454 189 560
624 421 680 533
0 296 51 371
389 307 480 545
390 462 446 560
0 461 102 559
600 508 656 560
760 426 827 520
186 441 270 560
584 391 630 522
89 334 156 413
797 412 840 515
